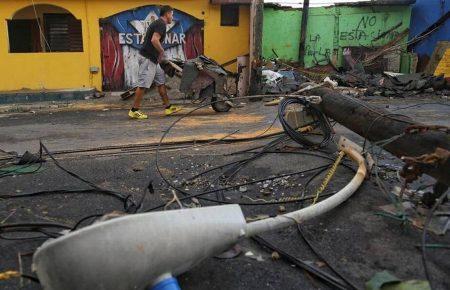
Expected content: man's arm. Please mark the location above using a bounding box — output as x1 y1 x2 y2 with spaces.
151 32 165 62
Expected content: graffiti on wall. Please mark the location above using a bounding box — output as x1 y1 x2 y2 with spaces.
305 33 331 66
339 15 402 43
101 6 204 91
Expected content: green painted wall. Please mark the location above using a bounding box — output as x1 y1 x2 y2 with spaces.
262 7 302 61
263 5 412 70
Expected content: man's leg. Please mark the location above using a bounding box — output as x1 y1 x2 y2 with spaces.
157 84 170 107
132 87 146 109
155 64 182 115
129 57 156 119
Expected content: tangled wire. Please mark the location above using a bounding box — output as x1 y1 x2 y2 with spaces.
278 97 333 148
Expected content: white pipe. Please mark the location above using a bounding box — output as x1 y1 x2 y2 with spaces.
246 146 367 237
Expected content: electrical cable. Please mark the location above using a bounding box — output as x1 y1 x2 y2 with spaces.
30 130 284 159
330 92 415 125
297 225 359 290
1 142 136 211
39 141 137 212
21 274 40 284
278 97 333 148
220 135 289 182
147 153 356 212
391 102 450 111
252 235 350 290
30 0 51 52
0 188 104 199
0 222 71 241
145 164 333 211
361 113 409 151
71 213 105 230
421 190 448 290
188 148 351 182
154 95 289 207
1 100 283 238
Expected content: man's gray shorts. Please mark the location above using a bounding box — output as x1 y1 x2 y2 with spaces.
136 54 165 89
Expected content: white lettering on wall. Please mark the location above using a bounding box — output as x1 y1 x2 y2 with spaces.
164 33 186 45
119 33 186 45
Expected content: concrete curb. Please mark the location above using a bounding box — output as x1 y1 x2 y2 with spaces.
0 88 96 105
0 88 190 115
0 97 190 115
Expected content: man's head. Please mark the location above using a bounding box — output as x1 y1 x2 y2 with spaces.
160 5 174 24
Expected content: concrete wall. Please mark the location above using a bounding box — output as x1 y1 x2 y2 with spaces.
262 7 301 61
263 5 412 69
0 0 250 91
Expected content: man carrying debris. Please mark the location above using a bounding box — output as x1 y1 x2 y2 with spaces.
129 5 182 120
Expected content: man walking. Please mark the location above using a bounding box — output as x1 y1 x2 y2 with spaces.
128 5 182 120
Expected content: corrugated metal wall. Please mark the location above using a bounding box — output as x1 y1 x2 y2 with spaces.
409 0 450 66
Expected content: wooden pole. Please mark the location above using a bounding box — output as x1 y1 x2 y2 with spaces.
249 0 264 95
311 87 450 186
298 0 310 66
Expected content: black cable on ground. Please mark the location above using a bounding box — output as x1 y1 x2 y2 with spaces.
391 102 450 111
303 166 331 192
187 137 290 182
71 213 105 230
0 222 71 241
188 148 355 187
41 130 285 158
252 235 350 290
278 97 333 148
39 141 137 212
154 96 290 206
297 225 359 290
145 164 334 211
337 93 415 124
0 222 71 231
235 151 356 172
0 188 104 199
422 190 448 290
21 274 40 284
220 136 289 182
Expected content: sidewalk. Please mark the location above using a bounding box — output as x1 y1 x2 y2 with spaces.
0 92 186 115
0 78 184 114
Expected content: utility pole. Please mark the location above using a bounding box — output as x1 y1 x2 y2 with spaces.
249 0 264 95
311 87 450 186
298 0 310 67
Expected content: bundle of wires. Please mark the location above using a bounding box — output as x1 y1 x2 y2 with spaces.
278 97 333 148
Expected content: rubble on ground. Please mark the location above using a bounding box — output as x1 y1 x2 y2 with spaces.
331 70 449 98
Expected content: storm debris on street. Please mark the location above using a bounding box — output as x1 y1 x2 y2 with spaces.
1 1 450 290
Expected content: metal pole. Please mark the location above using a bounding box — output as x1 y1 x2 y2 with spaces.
249 0 264 95
299 0 310 66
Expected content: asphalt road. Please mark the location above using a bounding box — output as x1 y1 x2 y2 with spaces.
0 97 449 289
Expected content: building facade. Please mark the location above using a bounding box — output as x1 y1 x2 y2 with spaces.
263 3 412 71
0 0 250 92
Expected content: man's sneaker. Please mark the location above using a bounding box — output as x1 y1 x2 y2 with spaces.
164 105 182 116
128 110 148 120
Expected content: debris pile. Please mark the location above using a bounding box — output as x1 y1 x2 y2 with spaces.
261 61 310 94
332 70 449 98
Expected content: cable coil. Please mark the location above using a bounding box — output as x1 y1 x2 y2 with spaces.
278 97 333 148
